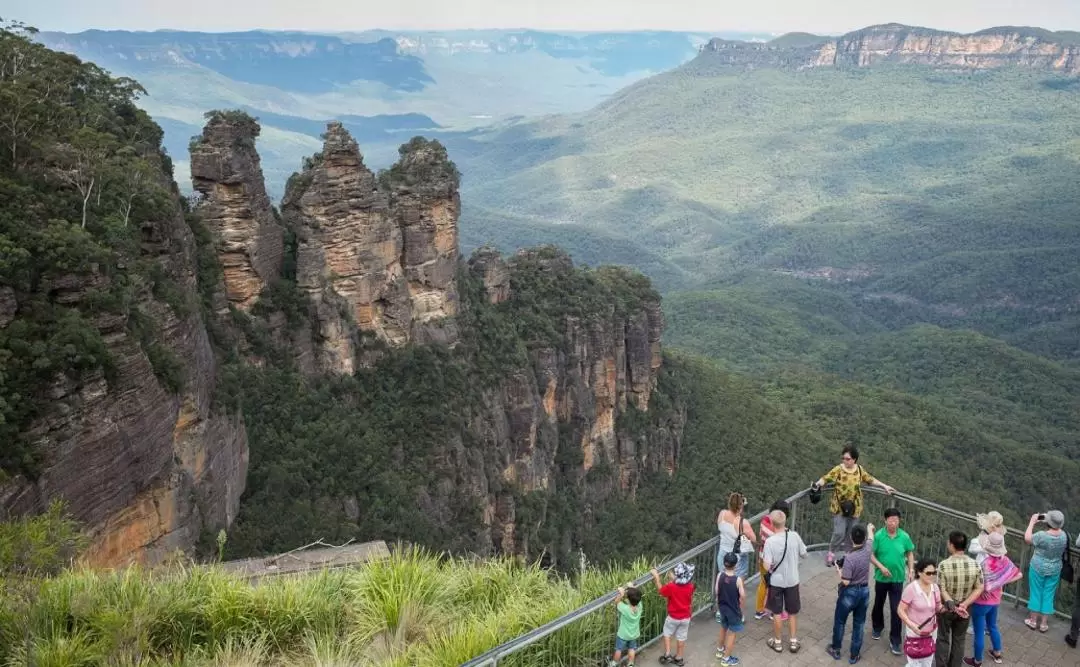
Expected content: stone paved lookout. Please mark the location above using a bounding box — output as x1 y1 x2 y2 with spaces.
463 488 1080 667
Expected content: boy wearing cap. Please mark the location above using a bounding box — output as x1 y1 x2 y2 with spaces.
651 563 696 666
714 551 746 666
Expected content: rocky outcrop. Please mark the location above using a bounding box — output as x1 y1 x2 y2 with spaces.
387 138 461 345
467 247 511 304
701 24 1080 75
282 124 459 373
0 175 248 567
428 248 679 559
190 111 284 312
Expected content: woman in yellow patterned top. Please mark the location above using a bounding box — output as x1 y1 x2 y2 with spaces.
814 445 896 566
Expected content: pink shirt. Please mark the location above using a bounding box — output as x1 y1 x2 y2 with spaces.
758 516 775 555
901 582 940 633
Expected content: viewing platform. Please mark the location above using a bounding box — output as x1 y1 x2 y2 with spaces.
463 487 1080 667
636 557 1074 667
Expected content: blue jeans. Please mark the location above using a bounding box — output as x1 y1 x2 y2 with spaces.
831 584 870 658
970 603 1002 661
716 549 750 580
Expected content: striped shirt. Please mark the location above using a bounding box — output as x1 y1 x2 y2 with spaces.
938 553 983 603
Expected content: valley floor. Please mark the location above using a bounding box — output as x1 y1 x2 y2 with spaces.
636 559 1073 667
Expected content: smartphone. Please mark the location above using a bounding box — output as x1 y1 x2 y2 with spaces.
1038 514 1047 522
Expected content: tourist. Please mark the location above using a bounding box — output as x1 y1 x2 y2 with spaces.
965 531 1021 666
1024 510 1067 633
651 563 695 666
972 511 1006 541
813 445 897 567
609 583 642 667
827 523 871 664
1066 532 1080 649
714 551 746 666
716 492 756 580
936 531 983 667
762 509 808 654
869 508 916 656
898 558 945 667
754 499 790 620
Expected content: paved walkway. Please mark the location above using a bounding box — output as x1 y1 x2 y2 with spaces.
637 558 1077 667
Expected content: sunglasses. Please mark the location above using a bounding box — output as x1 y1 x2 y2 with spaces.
921 570 938 576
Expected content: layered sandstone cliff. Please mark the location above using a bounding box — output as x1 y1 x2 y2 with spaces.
190 112 284 312
702 24 1080 75
426 248 676 557
0 172 248 567
281 123 458 373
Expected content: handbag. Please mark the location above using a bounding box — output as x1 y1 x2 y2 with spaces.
1062 531 1075 584
903 635 935 659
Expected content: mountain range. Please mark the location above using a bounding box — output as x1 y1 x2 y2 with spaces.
37 28 741 194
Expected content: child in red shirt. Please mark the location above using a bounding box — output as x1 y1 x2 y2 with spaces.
651 562 696 666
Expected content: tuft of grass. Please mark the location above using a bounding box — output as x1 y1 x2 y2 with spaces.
0 543 671 666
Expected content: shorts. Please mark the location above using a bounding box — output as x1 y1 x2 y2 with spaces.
663 615 691 641
719 611 744 633
615 636 639 651
766 584 801 615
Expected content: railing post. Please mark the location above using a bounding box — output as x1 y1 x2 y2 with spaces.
790 496 800 533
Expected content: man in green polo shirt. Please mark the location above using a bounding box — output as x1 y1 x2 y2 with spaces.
867 507 915 656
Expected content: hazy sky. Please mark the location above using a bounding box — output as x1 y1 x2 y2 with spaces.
7 0 1079 34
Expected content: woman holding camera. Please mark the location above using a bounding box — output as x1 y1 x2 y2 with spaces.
1024 510 1067 632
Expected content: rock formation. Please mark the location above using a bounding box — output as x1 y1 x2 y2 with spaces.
701 24 1080 75
190 111 284 312
440 248 676 556
0 173 248 568
466 246 511 304
281 123 459 373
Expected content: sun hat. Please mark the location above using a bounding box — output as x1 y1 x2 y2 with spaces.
1046 510 1065 529
980 531 1007 556
673 562 695 584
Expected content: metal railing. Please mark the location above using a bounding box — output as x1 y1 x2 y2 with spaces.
462 486 1079 666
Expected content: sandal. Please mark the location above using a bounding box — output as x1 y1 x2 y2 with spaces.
767 637 784 653
1024 618 1038 630
790 638 801 653
1039 623 1049 633
989 650 1003 664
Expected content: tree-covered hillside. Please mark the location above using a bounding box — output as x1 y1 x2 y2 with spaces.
452 63 1080 361
0 20 187 477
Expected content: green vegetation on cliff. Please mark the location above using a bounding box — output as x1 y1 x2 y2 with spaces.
0 21 187 478
220 248 671 566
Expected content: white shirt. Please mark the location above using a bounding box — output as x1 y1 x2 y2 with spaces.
763 529 808 588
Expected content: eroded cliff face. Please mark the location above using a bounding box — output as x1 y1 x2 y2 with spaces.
423 248 678 558
0 180 248 568
281 123 458 373
702 24 1080 75
190 113 284 312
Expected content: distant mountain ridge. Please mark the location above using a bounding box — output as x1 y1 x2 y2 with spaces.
704 23 1080 74
40 30 434 94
